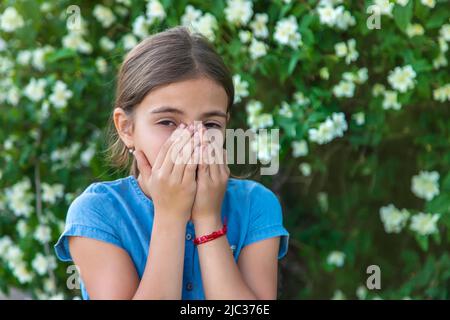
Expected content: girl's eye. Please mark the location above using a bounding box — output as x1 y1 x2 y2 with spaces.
157 120 177 127
204 122 222 129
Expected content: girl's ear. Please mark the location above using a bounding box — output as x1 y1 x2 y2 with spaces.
113 107 134 148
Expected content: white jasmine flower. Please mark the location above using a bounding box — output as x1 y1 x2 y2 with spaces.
13 262 33 284
374 0 394 17
250 13 269 39
146 0 166 23
356 286 368 300
379 204 410 233
6 87 19 106
181 6 218 42
335 8 356 30
433 53 447 69
32 253 56 275
96 57 108 74
81 144 96 166
317 4 355 30
93 5 116 28
387 65 416 93
192 13 218 42
250 113 274 129
327 251 346 267
181 5 202 27
294 91 310 106
356 68 369 83
274 16 302 49
335 42 347 57
24 78 46 102
372 83 386 97
420 0 435 8
225 0 253 26
32 46 53 71
250 133 280 162
333 80 355 98
292 140 308 158
62 32 92 54
317 5 338 27
17 50 32 65
433 84 450 102
34 225 52 244
42 183 64 204
16 220 28 238
345 39 358 64
5 179 34 217
352 112 365 125
319 67 330 80
100 37 115 51
332 290 346 300
246 100 263 115
49 80 73 109
132 15 150 38
0 7 25 32
239 30 252 44
278 101 293 118
0 236 13 258
410 212 440 236
382 90 401 110
233 74 249 103
249 38 267 60
334 39 358 64
406 24 424 38
299 163 311 176
309 112 348 144
411 170 440 201
122 34 138 50
439 24 450 42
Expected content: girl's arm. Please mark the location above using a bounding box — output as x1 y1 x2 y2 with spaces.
194 218 280 300
69 214 187 300
68 124 199 299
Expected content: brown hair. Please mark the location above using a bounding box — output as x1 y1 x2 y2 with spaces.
104 26 235 178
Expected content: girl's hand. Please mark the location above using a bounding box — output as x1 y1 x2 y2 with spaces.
134 124 201 225
191 124 230 224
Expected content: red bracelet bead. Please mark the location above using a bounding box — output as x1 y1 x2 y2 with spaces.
193 217 227 245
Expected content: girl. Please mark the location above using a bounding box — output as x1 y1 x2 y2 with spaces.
54 26 289 300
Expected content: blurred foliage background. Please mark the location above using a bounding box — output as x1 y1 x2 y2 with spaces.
0 0 449 299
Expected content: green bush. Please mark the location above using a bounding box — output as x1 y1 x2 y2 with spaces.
0 0 449 299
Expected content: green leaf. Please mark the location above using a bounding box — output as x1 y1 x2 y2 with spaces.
415 235 429 251
393 0 413 32
47 49 77 63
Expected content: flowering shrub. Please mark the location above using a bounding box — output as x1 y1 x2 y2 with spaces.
0 0 449 299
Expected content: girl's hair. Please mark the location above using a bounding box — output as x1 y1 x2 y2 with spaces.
105 26 236 178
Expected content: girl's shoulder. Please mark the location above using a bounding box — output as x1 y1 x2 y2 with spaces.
226 178 281 206
66 176 134 220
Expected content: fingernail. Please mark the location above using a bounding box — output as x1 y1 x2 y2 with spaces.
180 123 185 129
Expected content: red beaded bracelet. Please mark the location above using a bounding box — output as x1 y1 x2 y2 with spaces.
193 217 227 245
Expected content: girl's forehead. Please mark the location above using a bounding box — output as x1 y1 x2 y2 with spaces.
140 78 228 114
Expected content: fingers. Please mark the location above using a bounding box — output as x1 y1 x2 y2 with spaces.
134 149 152 178
208 144 222 181
198 126 210 179
173 128 200 179
153 124 186 170
182 143 201 183
220 148 230 177
160 125 194 175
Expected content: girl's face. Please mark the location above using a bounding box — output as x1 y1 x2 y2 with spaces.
114 76 229 168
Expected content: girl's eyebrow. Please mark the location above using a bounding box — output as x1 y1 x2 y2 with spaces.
149 105 227 118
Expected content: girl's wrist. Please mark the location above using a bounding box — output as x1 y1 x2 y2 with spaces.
193 214 223 235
